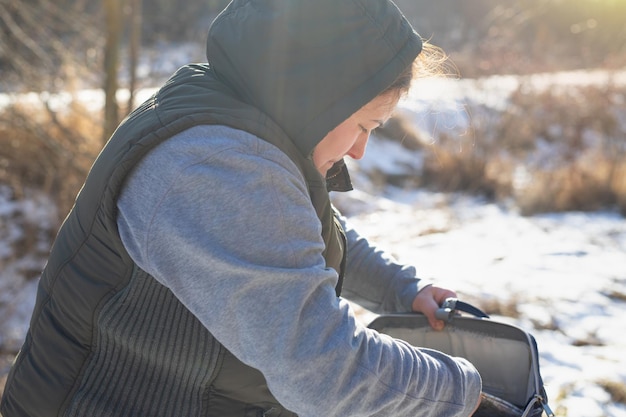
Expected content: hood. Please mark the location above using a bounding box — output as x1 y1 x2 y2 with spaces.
206 0 422 157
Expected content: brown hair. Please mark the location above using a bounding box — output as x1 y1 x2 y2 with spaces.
382 41 451 100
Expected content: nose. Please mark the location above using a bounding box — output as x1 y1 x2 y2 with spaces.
347 133 368 160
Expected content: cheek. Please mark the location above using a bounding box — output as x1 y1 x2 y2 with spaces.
331 124 361 152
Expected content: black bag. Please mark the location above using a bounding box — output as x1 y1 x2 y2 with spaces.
368 299 554 417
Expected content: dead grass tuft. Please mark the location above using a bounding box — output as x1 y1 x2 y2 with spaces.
604 289 626 303
598 379 626 405
484 82 626 215
377 113 426 151
381 79 626 216
420 132 511 201
0 100 103 223
474 297 521 319
571 334 605 347
516 161 626 216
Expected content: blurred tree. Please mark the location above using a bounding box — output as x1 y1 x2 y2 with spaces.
142 0 229 43
127 0 143 112
0 0 99 90
394 0 626 76
103 0 122 142
0 0 103 214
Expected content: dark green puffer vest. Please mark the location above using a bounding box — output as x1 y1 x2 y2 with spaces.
0 64 347 417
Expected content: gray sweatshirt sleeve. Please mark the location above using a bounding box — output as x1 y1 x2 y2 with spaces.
338 213 433 313
117 125 481 417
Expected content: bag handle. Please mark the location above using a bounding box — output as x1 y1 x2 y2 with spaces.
434 298 489 322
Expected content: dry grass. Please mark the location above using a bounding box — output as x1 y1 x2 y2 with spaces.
604 289 626 303
2 77 625 228
473 297 521 319
598 379 626 405
383 80 626 216
516 161 626 216
420 132 511 201
496 82 626 215
0 99 103 223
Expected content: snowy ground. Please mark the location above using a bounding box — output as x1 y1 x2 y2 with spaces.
2 69 626 415
333 178 626 417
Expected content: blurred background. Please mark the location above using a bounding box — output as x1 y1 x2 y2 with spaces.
1 0 625 413
1 0 625 218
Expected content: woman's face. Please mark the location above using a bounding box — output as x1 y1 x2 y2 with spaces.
313 92 398 176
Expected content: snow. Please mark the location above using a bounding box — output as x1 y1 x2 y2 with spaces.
2 71 626 416
0 187 56 353
335 185 626 417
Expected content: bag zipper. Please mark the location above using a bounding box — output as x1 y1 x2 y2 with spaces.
524 332 555 417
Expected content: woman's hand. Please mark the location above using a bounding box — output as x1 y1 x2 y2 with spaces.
411 285 457 330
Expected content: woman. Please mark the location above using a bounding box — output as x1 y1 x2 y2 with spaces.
1 0 482 416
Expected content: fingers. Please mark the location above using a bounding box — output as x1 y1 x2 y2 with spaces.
425 308 446 331
433 287 457 305
422 293 445 330
412 285 458 331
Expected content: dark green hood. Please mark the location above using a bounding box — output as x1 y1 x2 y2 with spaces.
206 0 422 157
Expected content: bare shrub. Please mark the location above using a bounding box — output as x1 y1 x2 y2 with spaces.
606 291 626 302
421 143 487 194
0 99 102 222
517 160 626 215
467 81 626 215
381 79 626 215
377 114 425 151
0 0 101 91
503 83 626 215
474 297 521 319
598 379 626 405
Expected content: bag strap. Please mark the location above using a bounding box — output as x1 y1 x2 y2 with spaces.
434 298 489 322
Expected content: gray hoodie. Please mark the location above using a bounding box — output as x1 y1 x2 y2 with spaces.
117 124 482 416
117 0 481 415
